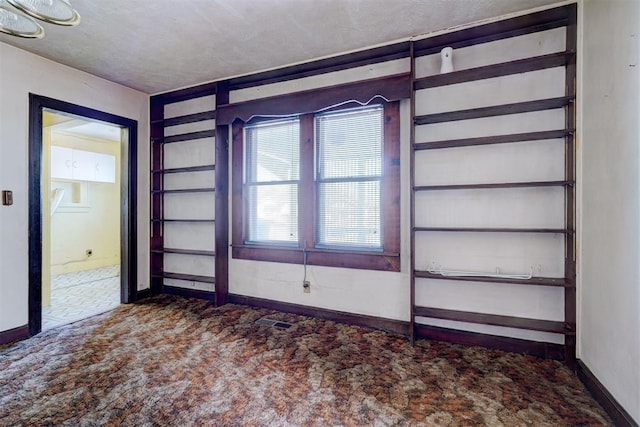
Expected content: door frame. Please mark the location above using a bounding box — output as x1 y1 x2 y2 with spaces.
28 94 138 336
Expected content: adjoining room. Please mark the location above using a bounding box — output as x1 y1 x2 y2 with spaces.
42 112 123 330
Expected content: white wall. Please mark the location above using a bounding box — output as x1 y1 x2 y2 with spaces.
0 42 149 333
578 0 640 422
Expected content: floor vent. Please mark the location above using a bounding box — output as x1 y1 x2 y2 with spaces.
255 318 293 329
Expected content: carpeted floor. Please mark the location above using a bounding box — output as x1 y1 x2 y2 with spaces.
0 295 610 426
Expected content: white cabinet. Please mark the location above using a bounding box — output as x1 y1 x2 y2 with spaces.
94 152 116 183
71 149 97 181
50 146 116 183
50 146 73 180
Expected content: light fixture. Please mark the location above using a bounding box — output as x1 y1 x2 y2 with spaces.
0 0 79 39
0 1 44 38
7 0 79 26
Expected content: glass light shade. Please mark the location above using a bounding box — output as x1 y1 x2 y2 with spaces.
7 0 79 26
0 1 44 38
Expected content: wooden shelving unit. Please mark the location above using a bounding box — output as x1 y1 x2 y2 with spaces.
413 51 575 90
151 164 216 174
413 96 573 125
151 248 216 257
152 272 216 284
151 219 216 223
414 306 574 334
414 271 570 288
414 227 572 234
414 129 573 150
414 180 573 191
149 83 229 306
151 110 217 126
409 4 577 366
152 188 216 194
152 129 217 144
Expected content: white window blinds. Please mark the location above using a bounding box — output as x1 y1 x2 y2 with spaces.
245 118 300 244
316 106 383 249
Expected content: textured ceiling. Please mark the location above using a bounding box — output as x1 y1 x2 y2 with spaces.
0 0 562 94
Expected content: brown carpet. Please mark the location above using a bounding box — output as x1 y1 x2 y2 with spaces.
0 295 610 426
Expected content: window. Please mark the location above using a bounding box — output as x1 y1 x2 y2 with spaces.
316 106 383 249
232 101 400 271
245 119 299 245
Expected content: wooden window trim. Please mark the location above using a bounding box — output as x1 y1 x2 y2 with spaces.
218 73 409 125
232 101 400 272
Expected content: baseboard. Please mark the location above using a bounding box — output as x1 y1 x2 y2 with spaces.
136 288 153 301
228 294 409 336
226 294 570 360
162 285 215 301
51 258 120 276
577 360 638 427
0 325 30 345
414 324 565 360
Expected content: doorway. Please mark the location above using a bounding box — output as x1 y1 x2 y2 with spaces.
28 95 137 336
42 113 122 330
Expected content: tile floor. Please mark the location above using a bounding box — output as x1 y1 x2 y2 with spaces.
42 265 121 331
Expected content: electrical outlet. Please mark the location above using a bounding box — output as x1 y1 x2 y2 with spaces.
86 249 93 257
2 190 13 206
303 280 311 293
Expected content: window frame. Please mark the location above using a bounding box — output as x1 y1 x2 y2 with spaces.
243 117 301 246
231 101 400 272
315 105 385 251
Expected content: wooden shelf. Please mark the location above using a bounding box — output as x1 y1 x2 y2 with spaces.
414 306 574 335
150 82 217 105
414 96 574 125
151 164 215 174
151 110 216 126
151 248 215 256
414 129 572 150
151 219 215 223
151 188 216 194
414 270 570 287
161 285 215 301
414 180 574 191
153 272 216 284
151 129 216 144
423 51 574 88
412 6 572 57
413 226 572 234
414 51 574 90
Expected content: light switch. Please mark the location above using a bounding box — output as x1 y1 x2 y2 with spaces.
2 190 13 206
